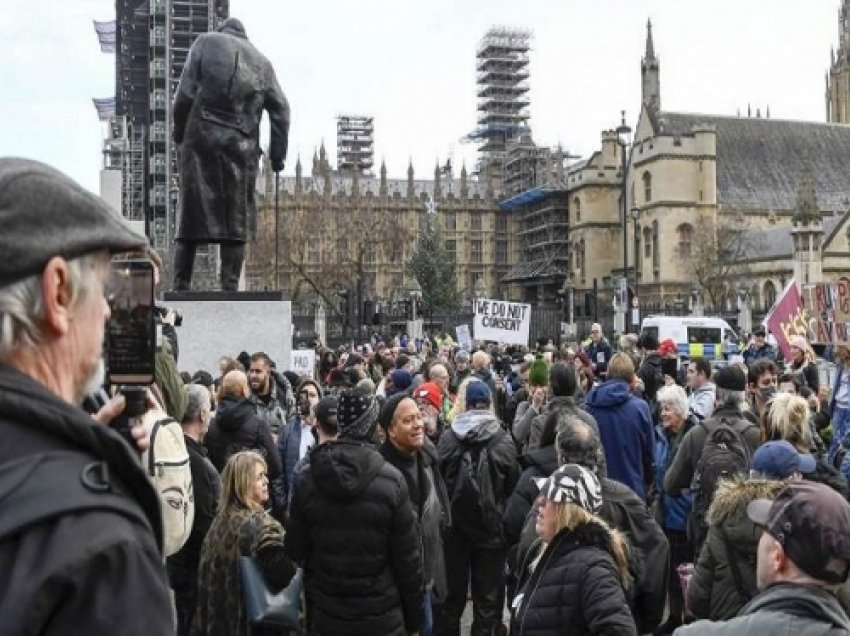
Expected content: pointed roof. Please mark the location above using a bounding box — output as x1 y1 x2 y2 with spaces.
644 19 656 61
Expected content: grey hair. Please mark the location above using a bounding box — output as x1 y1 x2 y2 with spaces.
656 384 689 420
183 383 212 424
716 386 746 410
0 253 104 361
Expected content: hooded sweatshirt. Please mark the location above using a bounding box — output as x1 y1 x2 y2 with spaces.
205 396 281 478
586 379 654 500
285 439 424 635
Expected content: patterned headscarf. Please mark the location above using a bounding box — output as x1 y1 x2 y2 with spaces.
337 387 379 441
533 463 602 513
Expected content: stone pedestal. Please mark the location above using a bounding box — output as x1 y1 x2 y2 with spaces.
162 291 291 374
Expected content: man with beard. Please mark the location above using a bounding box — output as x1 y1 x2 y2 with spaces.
0 158 173 633
247 351 293 438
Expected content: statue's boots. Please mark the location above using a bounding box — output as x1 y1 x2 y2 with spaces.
172 241 196 291
220 242 245 292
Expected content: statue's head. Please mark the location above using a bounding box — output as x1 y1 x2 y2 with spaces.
218 18 247 38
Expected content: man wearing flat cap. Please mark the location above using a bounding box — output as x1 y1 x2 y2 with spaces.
675 480 850 634
0 158 173 633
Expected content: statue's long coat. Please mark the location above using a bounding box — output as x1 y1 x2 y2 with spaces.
172 21 289 243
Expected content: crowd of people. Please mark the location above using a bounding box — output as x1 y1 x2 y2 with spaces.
5 159 850 636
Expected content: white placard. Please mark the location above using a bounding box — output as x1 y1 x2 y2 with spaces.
456 324 472 351
473 298 531 346
406 319 423 340
290 349 315 378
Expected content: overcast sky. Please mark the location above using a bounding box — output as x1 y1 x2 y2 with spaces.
1 1 841 193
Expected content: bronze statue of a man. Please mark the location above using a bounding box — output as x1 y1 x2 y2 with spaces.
172 18 289 291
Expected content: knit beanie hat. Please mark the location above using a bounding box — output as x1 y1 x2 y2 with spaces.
337 387 379 441
528 354 550 387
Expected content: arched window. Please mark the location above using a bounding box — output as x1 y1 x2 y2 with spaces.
750 283 760 313
677 223 694 258
643 226 652 259
763 281 777 310
642 171 652 202
573 196 581 223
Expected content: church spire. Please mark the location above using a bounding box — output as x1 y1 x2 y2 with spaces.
641 19 661 114
645 18 656 60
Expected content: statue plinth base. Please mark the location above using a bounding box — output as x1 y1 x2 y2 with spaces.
160 292 292 374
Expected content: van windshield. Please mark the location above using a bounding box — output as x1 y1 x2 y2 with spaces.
687 326 722 344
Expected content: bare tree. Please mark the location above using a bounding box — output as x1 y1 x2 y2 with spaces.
678 214 765 312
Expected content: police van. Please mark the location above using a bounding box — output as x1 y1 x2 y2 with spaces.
639 315 739 359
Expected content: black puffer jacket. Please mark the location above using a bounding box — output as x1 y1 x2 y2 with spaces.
511 520 637 636
205 396 283 517
0 364 173 635
514 476 668 634
688 476 785 620
286 439 423 635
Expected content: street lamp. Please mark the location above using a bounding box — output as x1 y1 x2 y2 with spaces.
616 111 632 329
558 272 575 342
629 205 640 316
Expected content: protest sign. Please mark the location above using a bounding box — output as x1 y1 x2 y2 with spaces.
473 298 531 346
803 281 850 345
290 349 315 378
765 282 807 361
456 324 472 351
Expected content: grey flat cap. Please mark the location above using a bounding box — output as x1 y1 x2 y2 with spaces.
0 158 148 287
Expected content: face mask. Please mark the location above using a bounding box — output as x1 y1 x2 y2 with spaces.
759 386 777 402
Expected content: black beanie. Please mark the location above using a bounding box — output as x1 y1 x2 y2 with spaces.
379 393 409 430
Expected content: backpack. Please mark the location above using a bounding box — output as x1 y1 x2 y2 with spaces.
141 413 194 556
689 418 752 546
449 431 505 542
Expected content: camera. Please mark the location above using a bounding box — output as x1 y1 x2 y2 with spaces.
154 304 183 326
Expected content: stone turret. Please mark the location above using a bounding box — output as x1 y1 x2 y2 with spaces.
791 166 824 285
407 159 415 199
641 19 661 114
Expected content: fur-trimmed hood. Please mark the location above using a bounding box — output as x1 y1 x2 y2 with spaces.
707 475 785 527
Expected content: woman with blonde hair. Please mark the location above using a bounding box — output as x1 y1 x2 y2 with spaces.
764 392 849 498
787 334 819 393
193 450 296 636
510 464 637 635
446 376 483 423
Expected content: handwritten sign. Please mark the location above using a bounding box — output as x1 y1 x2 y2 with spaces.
765 282 806 361
290 349 315 378
473 298 531 346
456 324 472 351
802 280 850 346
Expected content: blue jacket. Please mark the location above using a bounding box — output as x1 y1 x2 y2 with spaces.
742 342 778 367
276 414 312 510
654 421 694 532
586 379 654 500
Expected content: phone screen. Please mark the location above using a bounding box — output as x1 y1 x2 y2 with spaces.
107 260 155 385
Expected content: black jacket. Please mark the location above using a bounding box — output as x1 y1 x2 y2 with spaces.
205 396 283 516
438 410 520 546
287 439 423 635
511 520 637 636
514 475 669 634
172 20 289 243
0 364 173 635
637 352 664 404
503 445 557 550
380 437 450 600
167 435 222 586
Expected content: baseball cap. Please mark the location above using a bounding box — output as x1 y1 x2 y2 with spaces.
533 464 603 513
465 381 491 408
658 338 678 357
414 382 442 410
747 481 850 584
0 158 147 287
751 441 816 479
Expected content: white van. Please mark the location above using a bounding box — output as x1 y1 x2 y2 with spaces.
639 315 739 359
